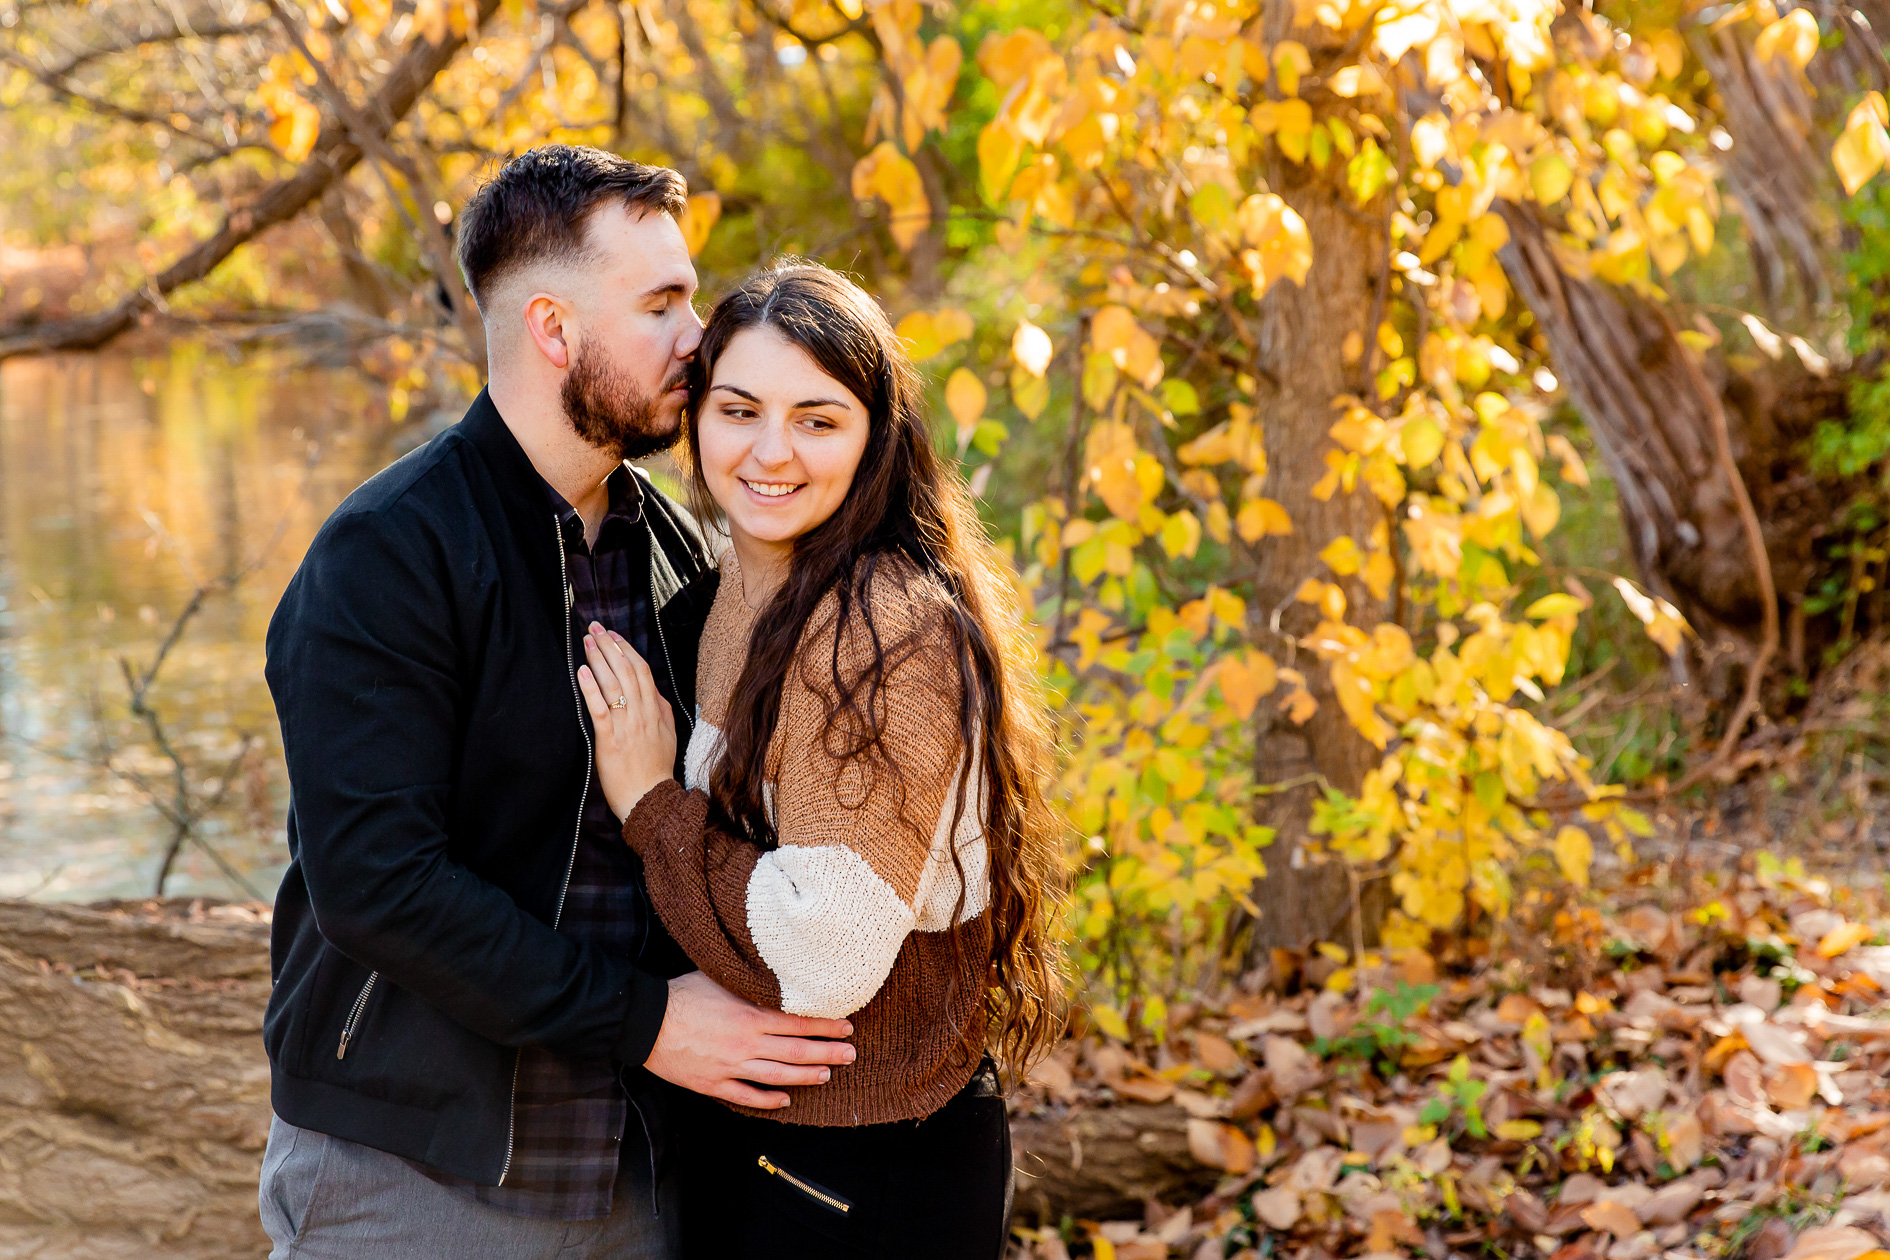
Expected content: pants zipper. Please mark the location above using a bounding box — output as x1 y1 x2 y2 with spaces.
496 515 592 1188
758 1155 852 1214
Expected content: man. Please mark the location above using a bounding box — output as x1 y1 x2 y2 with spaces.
258 146 854 1257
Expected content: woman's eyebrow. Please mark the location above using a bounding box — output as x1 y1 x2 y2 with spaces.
710 383 760 402
794 397 852 410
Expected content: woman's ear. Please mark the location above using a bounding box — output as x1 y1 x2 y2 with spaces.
522 293 572 370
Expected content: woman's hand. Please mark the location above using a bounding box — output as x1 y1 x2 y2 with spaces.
575 622 678 823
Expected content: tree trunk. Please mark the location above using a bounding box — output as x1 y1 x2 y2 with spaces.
1009 1103 1218 1225
1244 165 1392 956
0 898 273 1258
1496 204 1815 716
0 897 1198 1250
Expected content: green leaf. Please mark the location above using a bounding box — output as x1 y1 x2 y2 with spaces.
1011 370 1050 420
1188 182 1235 234
972 418 1010 456
1083 352 1119 409
1071 538 1108 584
1474 771 1505 811
1160 378 1201 415
1347 137 1395 203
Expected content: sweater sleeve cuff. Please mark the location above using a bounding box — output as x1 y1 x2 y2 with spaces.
612 966 671 1068
621 778 699 856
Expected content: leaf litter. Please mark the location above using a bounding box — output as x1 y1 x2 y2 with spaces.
1008 859 1890 1260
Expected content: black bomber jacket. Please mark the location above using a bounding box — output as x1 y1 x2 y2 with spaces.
262 387 715 1184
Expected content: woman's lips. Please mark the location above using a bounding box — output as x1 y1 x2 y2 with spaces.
741 479 804 501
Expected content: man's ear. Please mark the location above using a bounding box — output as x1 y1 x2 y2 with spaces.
522 292 572 371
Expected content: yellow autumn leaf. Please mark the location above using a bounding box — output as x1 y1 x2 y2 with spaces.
851 141 930 250
1495 1120 1543 1141
1273 40 1310 97
1554 825 1594 889
976 27 1054 90
1090 305 1164 388
1236 498 1293 541
931 307 973 346
1237 193 1314 299
677 191 721 258
269 92 322 163
1216 652 1278 718
944 367 986 437
1815 921 1875 958
895 311 942 360
1530 153 1573 205
1012 319 1053 377
1754 9 1818 71
1547 434 1589 486
1834 92 1890 196
1161 509 1201 559
1320 535 1363 576
1089 1002 1131 1041
978 119 1024 203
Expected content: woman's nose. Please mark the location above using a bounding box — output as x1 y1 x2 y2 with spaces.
750 418 793 467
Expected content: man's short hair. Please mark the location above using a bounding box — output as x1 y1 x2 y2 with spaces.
455 145 689 312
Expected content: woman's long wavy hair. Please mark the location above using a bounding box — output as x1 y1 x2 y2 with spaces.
683 261 1065 1074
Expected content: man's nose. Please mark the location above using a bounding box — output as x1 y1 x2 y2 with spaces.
676 309 704 359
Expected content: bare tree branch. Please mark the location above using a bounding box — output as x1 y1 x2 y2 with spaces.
0 0 501 361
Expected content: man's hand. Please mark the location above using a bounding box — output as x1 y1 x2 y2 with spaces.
644 971 855 1109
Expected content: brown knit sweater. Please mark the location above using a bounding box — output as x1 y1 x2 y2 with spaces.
623 550 992 1126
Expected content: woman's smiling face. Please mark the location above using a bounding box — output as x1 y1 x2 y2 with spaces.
696 326 872 553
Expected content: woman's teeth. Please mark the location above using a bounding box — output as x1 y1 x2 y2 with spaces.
743 480 802 498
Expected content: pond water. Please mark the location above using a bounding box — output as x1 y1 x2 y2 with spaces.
0 347 401 902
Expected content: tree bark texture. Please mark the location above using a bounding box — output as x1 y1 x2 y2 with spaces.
1692 17 1831 314
0 899 272 1258
1496 204 1822 660
1245 168 1392 956
1009 1102 1218 1224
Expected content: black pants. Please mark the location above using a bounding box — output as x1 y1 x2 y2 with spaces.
678 1059 1013 1259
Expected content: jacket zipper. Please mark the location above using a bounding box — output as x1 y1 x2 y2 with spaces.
757 1155 852 1214
647 529 693 742
336 971 378 1059
496 515 593 1188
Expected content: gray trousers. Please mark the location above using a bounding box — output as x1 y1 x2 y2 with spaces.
259 1115 681 1259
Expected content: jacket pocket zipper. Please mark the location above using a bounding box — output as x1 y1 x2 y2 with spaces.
757 1155 851 1215
336 971 379 1059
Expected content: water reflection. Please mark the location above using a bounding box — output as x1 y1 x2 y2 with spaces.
0 347 397 901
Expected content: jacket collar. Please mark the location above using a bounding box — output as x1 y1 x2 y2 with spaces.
456 387 573 629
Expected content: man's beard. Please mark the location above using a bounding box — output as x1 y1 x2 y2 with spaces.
560 342 685 462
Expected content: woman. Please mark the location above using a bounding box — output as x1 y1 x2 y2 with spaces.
571 261 1062 1258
